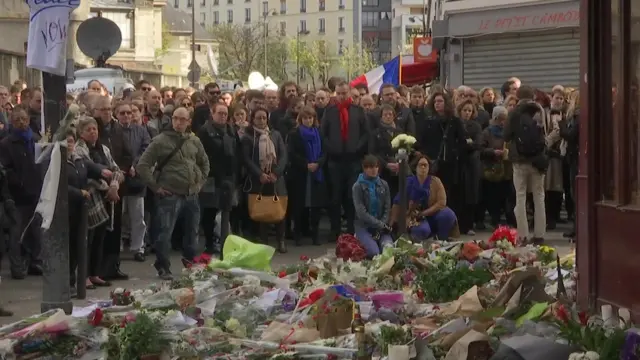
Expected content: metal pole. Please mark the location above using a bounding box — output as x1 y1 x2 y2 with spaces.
40 72 72 314
396 149 409 235
219 181 233 260
264 20 268 76
76 201 88 299
191 0 196 87
296 29 300 85
425 0 433 36
422 0 428 36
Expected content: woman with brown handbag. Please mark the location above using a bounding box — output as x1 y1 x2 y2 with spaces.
241 107 289 253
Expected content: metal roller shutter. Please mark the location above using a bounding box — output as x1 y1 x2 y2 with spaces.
462 29 580 91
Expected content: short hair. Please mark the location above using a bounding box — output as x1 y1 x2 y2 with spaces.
249 106 269 123
516 85 535 101
135 80 151 90
362 154 379 168
491 106 508 120
76 116 98 134
354 83 369 93
304 92 316 102
327 77 342 92
190 91 204 104
9 85 21 94
204 82 220 92
410 85 425 96
379 103 396 116
159 86 172 96
65 129 77 140
380 83 396 93
245 89 265 102
296 106 319 127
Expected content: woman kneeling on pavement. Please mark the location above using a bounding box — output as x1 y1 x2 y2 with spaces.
353 155 393 258
395 155 459 241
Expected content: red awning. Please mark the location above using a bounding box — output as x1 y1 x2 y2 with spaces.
401 60 438 87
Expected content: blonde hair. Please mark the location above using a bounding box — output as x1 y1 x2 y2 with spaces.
504 94 518 109
566 90 580 118
456 99 478 120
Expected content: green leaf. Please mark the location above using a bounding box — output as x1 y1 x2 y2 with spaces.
515 302 549 327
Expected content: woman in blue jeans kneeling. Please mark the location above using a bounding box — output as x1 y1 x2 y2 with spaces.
353 155 393 258
394 155 458 240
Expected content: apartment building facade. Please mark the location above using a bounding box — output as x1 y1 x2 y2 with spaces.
391 0 438 58
361 0 393 63
172 0 264 29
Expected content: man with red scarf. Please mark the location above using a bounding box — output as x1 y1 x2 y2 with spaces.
320 81 369 241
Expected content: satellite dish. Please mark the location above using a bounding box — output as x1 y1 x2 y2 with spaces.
77 17 122 67
248 72 266 90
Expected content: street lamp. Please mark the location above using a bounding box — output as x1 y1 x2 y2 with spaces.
262 2 277 76
295 27 310 85
408 0 432 37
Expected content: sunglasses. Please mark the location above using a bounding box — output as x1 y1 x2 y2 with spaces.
209 91 221 96
182 102 192 107
119 111 132 115
141 87 151 91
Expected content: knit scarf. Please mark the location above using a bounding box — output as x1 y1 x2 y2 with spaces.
409 175 432 208
487 124 503 138
253 126 277 172
11 126 34 154
337 98 352 142
357 173 379 218
299 125 324 181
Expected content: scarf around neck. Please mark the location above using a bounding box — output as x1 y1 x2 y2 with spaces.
358 173 380 218
11 126 35 154
337 98 352 142
488 124 504 138
253 126 277 172
299 125 324 181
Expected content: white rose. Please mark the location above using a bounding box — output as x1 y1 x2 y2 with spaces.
405 135 417 145
391 136 401 148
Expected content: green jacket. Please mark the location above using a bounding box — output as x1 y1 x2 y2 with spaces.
136 130 209 196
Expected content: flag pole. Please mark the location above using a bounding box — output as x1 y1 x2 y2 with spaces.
398 55 403 85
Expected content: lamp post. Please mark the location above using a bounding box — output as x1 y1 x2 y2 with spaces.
262 3 277 76
295 27 310 85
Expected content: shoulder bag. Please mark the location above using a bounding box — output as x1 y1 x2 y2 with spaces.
154 137 188 180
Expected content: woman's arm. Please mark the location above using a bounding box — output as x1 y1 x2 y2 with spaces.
287 133 308 169
241 135 262 177
352 182 385 229
422 177 446 216
380 180 391 225
85 160 105 180
478 130 496 160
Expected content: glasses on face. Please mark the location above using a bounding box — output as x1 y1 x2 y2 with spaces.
418 163 428 168
216 111 228 116
209 91 221 96
182 102 192 107
99 107 111 112
119 111 132 115
141 87 151 91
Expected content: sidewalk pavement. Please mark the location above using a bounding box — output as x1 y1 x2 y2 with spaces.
0 228 574 325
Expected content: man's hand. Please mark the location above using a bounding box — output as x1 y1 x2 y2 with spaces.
268 173 278 183
129 167 136 176
105 187 120 202
101 169 113 179
259 173 270 184
81 190 90 199
387 162 399 172
156 187 172 197
307 163 319 172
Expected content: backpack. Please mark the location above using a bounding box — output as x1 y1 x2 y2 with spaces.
514 112 545 157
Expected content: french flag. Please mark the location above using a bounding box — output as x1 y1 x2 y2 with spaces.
350 56 401 94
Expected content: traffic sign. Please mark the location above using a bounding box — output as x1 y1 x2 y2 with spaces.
188 59 201 71
187 69 201 83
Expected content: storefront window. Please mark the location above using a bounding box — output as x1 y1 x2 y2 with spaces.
604 0 621 201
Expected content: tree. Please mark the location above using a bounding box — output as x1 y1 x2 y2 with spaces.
208 22 288 82
337 43 378 80
288 39 335 88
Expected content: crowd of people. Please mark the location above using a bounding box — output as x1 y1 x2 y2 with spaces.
0 75 579 316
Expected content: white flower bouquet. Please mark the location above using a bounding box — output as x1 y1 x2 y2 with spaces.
391 134 417 151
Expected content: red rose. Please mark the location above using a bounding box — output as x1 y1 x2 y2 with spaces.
278 271 287 278
555 304 570 324
416 289 425 300
89 308 103 326
300 255 310 261
416 248 425 256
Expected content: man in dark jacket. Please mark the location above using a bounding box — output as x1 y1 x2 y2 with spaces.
370 83 416 135
0 104 43 279
0 161 16 315
321 81 369 239
93 95 134 280
503 85 547 244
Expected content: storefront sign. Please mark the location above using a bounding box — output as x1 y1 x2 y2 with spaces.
413 37 438 62
447 1 579 36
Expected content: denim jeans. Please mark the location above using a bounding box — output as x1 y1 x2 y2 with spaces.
410 207 457 240
154 194 200 271
354 226 393 258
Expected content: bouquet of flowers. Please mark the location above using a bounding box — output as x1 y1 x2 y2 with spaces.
390 134 417 151
487 226 517 247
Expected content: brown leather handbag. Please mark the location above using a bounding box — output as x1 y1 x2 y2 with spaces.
247 190 288 223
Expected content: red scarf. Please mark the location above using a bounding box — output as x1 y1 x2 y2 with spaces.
337 98 352 142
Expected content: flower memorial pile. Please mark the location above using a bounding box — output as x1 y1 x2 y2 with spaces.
0 230 633 360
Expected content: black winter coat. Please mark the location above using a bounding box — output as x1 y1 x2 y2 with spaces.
0 133 43 206
67 156 103 216
320 104 369 161
286 128 328 209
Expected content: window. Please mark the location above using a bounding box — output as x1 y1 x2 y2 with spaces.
227 0 232 4
200 12 206 26
380 12 391 20
338 17 345 32
279 21 286 35
214 11 219 24
362 12 378 27
245 8 251 23
280 0 286 14
338 39 344 54
187 0 192 7
200 0 205 5
246 0 251 2
363 0 378 6
174 0 179 8
100 11 133 48
318 18 325 33
227 9 233 23
299 20 307 33
319 0 325 11
300 0 306 12
339 0 345 9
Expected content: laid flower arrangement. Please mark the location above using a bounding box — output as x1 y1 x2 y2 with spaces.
110 288 135 306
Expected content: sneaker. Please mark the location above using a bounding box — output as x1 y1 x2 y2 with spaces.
157 268 173 281
466 230 476 236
